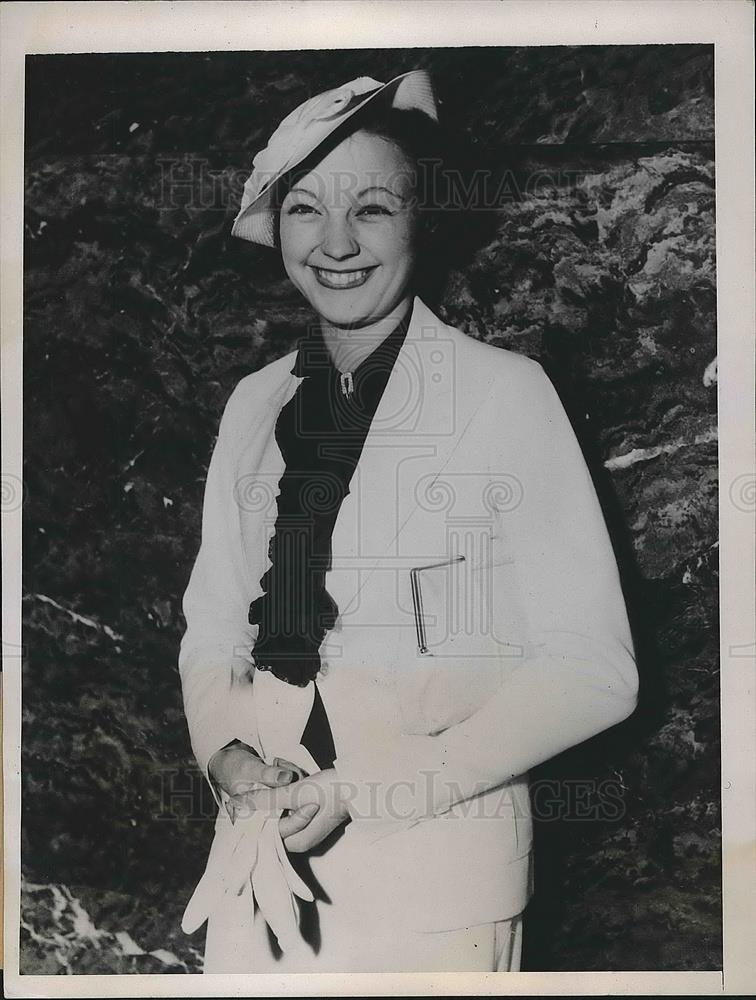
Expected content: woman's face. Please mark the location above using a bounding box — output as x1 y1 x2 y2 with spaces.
279 130 417 328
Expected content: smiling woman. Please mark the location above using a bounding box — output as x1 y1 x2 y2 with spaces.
177 70 639 973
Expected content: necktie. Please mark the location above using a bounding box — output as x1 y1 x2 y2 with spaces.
300 682 336 770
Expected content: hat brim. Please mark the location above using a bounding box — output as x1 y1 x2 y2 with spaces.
230 70 437 247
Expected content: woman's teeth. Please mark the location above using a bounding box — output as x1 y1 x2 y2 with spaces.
314 267 374 289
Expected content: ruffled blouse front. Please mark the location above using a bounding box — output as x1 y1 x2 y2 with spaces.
247 306 412 759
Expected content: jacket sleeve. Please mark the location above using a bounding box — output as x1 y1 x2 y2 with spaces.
178 381 262 806
335 359 639 822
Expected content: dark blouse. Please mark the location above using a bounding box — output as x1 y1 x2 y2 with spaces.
248 304 412 767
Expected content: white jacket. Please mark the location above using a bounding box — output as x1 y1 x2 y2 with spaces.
179 296 638 937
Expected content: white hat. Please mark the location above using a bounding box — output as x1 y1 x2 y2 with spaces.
231 70 438 247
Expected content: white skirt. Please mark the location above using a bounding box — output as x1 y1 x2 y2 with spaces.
203 821 523 973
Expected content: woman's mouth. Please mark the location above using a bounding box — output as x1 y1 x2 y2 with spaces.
312 266 376 290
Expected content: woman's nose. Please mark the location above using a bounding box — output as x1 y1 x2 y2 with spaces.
320 214 359 260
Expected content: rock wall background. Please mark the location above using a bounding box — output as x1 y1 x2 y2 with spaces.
20 45 719 972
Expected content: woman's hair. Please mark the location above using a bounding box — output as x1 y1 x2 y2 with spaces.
269 104 462 304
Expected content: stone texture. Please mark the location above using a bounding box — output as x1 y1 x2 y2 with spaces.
21 45 718 972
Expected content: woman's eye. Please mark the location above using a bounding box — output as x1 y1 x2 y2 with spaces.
356 204 392 217
286 203 318 215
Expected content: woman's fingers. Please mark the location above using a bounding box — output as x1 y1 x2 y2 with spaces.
259 760 298 787
245 784 295 815
229 771 345 850
272 757 308 780
279 802 320 839
283 805 340 854
225 756 297 797
228 772 332 822
248 776 326 816
226 782 299 822
210 743 301 798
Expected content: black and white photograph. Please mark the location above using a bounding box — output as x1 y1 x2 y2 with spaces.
2 1 754 994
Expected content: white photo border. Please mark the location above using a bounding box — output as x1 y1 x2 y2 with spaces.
2 1 753 996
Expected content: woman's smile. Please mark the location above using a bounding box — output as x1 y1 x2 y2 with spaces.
311 265 378 290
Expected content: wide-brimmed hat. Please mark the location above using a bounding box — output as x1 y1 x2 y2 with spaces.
231 69 438 247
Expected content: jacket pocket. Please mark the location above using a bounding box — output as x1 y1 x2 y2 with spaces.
396 546 527 736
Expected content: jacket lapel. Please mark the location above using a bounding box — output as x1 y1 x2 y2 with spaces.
324 297 496 622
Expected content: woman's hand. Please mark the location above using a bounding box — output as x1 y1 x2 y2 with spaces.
230 768 351 853
208 741 306 797
208 742 319 836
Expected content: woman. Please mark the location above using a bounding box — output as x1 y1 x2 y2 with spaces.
178 70 639 973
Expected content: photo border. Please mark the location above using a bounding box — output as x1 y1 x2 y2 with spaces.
2 1 753 995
